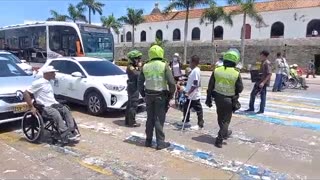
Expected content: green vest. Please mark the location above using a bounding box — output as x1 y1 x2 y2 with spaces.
214 66 240 96
290 68 298 77
143 60 167 91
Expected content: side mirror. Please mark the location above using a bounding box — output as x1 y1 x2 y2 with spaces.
71 72 83 78
21 60 27 63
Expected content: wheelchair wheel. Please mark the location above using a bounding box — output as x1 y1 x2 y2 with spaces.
22 112 44 143
288 78 297 89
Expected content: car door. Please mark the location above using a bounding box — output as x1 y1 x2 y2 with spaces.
48 60 68 96
63 61 87 101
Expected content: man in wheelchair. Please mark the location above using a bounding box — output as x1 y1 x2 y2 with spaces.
290 64 308 90
23 66 80 142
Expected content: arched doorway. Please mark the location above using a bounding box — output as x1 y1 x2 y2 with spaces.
192 27 201 40
173 29 181 41
271 21 285 38
214 26 224 40
306 19 320 37
156 30 163 41
241 24 251 39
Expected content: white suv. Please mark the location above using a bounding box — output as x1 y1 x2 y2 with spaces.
37 57 143 115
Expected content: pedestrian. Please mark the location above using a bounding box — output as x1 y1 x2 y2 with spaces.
205 49 243 148
169 53 182 81
245 50 272 114
178 55 204 130
306 59 316 78
125 50 143 127
138 45 176 150
272 52 285 92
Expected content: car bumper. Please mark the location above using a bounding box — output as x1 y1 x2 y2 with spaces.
0 102 29 124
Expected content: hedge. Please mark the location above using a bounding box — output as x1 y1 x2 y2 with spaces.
115 60 249 73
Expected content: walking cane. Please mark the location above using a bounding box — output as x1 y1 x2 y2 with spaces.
181 93 196 133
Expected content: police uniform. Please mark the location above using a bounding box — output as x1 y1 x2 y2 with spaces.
205 50 243 148
138 45 176 150
125 50 143 127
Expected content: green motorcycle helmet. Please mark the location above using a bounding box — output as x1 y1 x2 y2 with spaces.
127 50 142 64
223 49 240 64
148 45 164 60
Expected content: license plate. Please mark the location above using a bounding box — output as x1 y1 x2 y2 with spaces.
13 104 29 114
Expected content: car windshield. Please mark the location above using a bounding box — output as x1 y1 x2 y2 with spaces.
0 54 22 64
80 61 125 76
0 60 28 77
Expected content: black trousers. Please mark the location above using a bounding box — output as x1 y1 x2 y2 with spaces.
183 99 204 127
214 94 233 140
125 90 139 126
145 94 167 145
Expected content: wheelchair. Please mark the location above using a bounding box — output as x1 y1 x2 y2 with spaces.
21 102 80 145
282 74 302 90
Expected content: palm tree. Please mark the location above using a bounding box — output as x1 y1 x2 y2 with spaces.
101 14 122 43
80 0 105 24
47 10 68 21
200 2 233 64
228 0 263 65
164 0 212 64
67 3 87 22
118 8 144 47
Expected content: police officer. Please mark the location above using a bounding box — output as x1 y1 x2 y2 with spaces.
125 50 143 127
205 49 243 148
138 45 176 150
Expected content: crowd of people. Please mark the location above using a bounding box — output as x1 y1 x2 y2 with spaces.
23 43 316 149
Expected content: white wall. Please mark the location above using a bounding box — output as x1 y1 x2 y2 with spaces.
117 6 320 44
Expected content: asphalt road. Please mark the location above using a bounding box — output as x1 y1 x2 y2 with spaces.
1 64 320 179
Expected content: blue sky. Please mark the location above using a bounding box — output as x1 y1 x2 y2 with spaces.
0 0 267 27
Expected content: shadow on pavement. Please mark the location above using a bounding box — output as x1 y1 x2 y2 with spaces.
192 134 215 145
113 120 127 127
0 121 21 134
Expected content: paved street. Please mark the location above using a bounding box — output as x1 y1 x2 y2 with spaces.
1 74 320 179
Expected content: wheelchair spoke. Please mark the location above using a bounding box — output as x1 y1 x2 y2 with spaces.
32 128 35 137
25 127 32 133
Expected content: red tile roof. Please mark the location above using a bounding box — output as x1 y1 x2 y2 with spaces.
143 0 320 23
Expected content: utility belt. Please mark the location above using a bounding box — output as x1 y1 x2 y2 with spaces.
145 89 166 96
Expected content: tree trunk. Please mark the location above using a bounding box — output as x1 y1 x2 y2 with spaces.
212 23 215 65
183 7 189 64
89 8 91 24
132 25 135 47
240 12 247 65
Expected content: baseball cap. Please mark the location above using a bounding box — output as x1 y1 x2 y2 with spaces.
42 66 59 73
174 53 179 57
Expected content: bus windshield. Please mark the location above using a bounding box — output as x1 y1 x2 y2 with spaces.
81 31 113 61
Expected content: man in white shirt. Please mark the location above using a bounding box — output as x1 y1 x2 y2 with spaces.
24 66 78 141
272 52 285 92
180 55 204 129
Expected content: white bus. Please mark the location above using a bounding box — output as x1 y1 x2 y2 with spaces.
0 21 114 62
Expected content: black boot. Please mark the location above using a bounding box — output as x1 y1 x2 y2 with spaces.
145 139 152 147
215 138 223 148
156 142 171 150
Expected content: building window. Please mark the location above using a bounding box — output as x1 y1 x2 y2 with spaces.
192 27 201 40
270 21 284 38
173 29 181 41
126 32 132 42
306 19 320 37
120 35 124 42
214 26 224 40
241 24 251 39
140 31 146 42
156 30 163 41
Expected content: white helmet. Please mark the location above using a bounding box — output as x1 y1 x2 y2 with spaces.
293 64 298 67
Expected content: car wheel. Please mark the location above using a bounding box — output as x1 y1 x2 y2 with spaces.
86 91 105 116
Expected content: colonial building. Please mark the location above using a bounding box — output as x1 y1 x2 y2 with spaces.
115 0 320 70
117 0 320 44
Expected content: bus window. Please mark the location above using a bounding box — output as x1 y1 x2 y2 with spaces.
49 26 80 57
